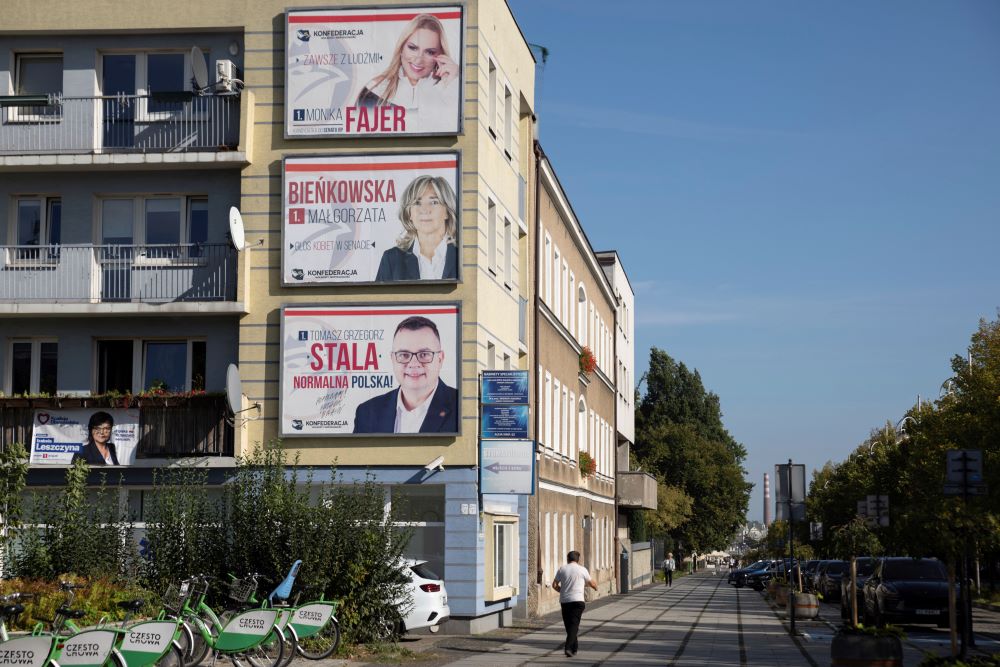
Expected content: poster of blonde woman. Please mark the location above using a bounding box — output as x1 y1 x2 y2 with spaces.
286 6 463 137
282 152 460 284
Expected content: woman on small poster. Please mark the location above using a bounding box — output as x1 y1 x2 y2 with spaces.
376 175 458 282
72 411 120 466
355 13 460 133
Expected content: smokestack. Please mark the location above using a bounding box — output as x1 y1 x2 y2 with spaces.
763 473 772 526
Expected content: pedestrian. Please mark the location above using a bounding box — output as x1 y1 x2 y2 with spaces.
662 552 676 587
552 550 597 657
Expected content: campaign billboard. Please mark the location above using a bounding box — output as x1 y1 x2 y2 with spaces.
30 408 140 465
283 153 460 285
285 6 464 137
281 303 460 436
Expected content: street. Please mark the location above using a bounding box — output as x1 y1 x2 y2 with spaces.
409 572 1000 666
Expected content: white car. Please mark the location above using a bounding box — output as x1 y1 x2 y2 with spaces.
399 559 450 633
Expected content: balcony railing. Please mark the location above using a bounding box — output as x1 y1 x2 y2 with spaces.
1 94 240 155
0 243 237 303
0 395 234 459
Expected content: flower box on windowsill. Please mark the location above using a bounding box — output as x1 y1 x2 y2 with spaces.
0 392 222 410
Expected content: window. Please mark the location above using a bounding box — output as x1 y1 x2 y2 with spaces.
96 339 205 393
13 197 61 260
99 196 208 251
542 235 552 305
485 514 519 600
544 512 552 582
391 484 446 577
487 200 497 273
503 86 513 158
503 219 512 288
11 54 62 120
488 59 497 135
543 371 552 448
7 339 57 395
553 248 561 318
503 353 511 371
101 52 203 115
577 286 588 346
487 342 496 370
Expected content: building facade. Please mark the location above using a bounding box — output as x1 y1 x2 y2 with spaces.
1 0 535 633
529 146 618 616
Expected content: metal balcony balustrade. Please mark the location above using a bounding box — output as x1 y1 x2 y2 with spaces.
0 94 240 155
0 395 234 458
0 243 237 303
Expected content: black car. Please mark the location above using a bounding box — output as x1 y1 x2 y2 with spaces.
730 560 770 588
743 560 779 590
801 560 821 590
816 560 848 601
863 557 953 627
840 557 876 619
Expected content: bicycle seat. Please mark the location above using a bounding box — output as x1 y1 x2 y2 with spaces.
117 599 145 612
1 603 24 617
268 559 302 605
56 607 86 619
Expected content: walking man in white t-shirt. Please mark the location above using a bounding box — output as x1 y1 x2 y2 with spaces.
662 552 676 587
552 550 598 657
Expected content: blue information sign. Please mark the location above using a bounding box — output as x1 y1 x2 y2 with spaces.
481 404 529 439
481 370 530 404
480 439 535 494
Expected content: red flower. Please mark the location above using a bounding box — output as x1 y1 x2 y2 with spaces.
579 347 597 374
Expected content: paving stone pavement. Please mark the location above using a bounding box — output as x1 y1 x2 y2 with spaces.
310 572 1000 666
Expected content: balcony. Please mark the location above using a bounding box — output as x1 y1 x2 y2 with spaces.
0 394 234 460
0 94 247 169
0 243 241 314
617 471 658 510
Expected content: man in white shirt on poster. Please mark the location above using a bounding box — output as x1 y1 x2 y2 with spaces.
552 550 598 657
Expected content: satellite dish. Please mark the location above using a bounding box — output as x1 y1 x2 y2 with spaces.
225 363 243 415
228 206 246 251
225 363 261 423
191 47 209 91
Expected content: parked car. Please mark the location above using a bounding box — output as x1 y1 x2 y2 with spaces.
729 560 769 587
810 560 836 593
863 557 953 628
743 560 779 590
840 557 876 619
816 560 848 601
397 560 450 634
801 560 821 590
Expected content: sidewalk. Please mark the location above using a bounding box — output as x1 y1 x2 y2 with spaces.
433 572 826 666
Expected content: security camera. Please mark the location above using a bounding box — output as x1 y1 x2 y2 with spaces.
424 455 445 472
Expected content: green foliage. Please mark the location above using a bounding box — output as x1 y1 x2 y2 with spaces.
12 461 136 580
0 577 153 631
642 481 693 539
0 442 29 567
830 517 882 561
634 348 752 552
918 652 1000 667
628 509 647 541
140 467 225 593
808 313 1000 565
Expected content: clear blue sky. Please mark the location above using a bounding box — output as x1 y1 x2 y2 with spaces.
508 0 1000 523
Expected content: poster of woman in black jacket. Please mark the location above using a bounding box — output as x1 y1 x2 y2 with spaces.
72 411 120 466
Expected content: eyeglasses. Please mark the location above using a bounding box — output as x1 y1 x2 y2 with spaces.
392 349 440 364
408 199 443 210
92 426 112 433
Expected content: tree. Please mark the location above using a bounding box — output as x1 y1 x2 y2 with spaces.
634 348 752 552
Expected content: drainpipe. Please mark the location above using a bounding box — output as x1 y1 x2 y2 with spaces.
532 140 543 607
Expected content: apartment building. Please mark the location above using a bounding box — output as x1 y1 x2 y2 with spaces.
529 145 619 616
1 0 535 633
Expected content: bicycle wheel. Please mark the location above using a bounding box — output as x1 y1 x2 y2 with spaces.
279 629 298 667
296 619 340 660
242 628 285 667
185 616 217 667
155 644 185 667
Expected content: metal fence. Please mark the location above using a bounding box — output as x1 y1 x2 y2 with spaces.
0 243 237 303
0 94 240 154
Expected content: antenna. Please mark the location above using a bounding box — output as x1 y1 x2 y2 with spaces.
225 363 261 425
191 47 209 92
228 206 246 251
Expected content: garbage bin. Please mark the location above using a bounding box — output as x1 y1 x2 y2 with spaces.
619 548 630 594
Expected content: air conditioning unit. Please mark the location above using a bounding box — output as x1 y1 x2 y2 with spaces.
215 59 241 93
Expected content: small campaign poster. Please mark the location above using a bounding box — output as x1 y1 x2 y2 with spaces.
286 5 463 137
30 408 140 465
283 152 460 285
281 303 460 436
